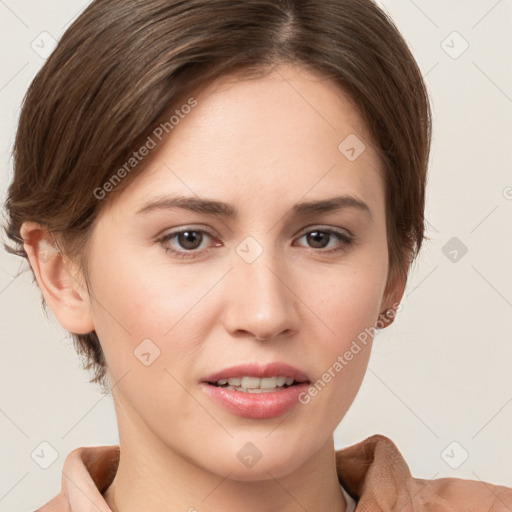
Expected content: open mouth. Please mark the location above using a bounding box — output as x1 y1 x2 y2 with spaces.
207 376 307 393
202 365 311 418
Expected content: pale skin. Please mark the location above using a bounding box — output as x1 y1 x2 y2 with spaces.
21 62 404 511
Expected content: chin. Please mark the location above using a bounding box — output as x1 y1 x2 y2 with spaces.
201 442 309 482
218 458 300 482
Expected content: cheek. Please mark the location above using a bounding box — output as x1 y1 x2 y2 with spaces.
87 248 210 436
86 242 232 402
88 240 209 340
298 251 388 419
311 247 388 345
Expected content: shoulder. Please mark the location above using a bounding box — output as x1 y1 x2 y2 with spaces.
335 434 512 511
33 444 119 511
413 475 512 511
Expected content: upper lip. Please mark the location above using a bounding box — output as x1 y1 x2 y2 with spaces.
202 362 310 383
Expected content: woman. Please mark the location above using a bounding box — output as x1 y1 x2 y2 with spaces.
4 0 511 510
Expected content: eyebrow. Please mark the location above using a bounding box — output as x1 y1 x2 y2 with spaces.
136 194 371 218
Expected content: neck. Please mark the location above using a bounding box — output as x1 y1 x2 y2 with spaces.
103 407 347 512
104 446 347 512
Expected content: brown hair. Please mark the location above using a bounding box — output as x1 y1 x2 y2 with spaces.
3 0 431 392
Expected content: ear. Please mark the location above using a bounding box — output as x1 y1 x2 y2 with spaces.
20 221 95 334
377 269 406 329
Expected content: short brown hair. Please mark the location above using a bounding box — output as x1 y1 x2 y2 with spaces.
3 0 431 391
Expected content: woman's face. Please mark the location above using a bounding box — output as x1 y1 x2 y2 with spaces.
84 62 397 479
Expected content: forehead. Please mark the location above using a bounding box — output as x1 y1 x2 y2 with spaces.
103 62 385 218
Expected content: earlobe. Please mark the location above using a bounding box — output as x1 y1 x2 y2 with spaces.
376 307 399 329
378 272 406 329
20 221 95 335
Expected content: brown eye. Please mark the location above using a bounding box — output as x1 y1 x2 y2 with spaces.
159 228 218 259
295 228 353 252
176 230 204 250
306 230 330 249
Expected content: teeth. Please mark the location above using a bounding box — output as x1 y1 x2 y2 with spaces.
241 376 261 389
232 387 276 393
260 377 277 388
214 376 297 390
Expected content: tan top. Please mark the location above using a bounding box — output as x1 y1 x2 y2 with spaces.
35 434 512 511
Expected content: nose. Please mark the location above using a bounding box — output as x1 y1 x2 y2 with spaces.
222 244 299 341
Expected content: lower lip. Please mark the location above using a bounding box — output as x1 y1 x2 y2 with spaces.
201 382 310 419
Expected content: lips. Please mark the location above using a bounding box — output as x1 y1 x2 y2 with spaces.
201 362 311 419
202 362 310 384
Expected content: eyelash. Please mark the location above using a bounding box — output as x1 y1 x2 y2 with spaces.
158 226 355 260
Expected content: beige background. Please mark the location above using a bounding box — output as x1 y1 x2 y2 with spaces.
1 0 511 510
